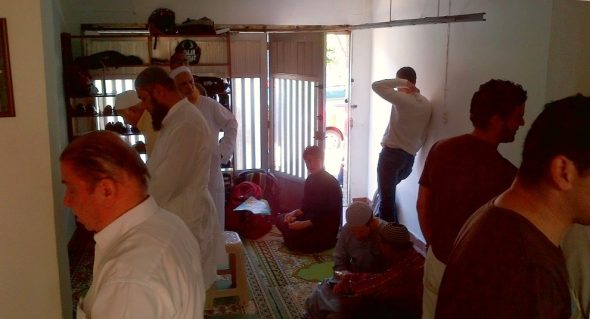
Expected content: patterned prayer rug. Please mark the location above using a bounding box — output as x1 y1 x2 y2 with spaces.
70 227 333 319
206 227 334 319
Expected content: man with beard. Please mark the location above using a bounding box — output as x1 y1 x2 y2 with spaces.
436 94 590 319
135 66 223 289
417 79 527 319
170 66 238 233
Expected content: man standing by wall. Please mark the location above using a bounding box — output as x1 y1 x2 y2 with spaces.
61 131 205 318
372 66 432 223
436 94 590 319
170 66 238 231
135 66 223 289
417 79 527 319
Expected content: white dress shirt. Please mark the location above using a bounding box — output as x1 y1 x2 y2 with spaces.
77 197 205 319
147 98 223 288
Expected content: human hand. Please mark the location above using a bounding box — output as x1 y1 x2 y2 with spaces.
284 211 296 223
288 220 310 230
333 275 351 295
334 270 351 280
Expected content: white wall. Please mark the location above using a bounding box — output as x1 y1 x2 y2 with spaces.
0 0 71 318
59 0 372 32
365 0 555 241
546 0 590 101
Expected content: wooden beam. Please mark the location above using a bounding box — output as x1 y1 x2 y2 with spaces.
350 13 486 30
78 12 485 35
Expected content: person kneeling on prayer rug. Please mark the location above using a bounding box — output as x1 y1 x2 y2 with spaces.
304 222 424 319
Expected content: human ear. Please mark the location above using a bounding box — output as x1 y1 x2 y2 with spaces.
96 178 117 206
549 155 576 191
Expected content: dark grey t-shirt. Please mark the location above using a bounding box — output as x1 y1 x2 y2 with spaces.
436 202 571 319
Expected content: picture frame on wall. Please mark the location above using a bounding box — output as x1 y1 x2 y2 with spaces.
0 18 15 117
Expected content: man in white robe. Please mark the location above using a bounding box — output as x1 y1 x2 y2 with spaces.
170 66 238 231
135 66 223 289
60 131 205 319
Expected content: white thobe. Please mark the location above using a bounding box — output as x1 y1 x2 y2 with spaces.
147 98 223 288
194 96 238 230
77 197 205 319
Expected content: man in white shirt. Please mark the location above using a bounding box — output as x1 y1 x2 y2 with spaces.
170 66 238 232
135 66 223 289
371 67 432 223
60 131 205 319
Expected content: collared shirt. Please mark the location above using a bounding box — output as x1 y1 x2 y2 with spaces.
77 197 205 319
148 98 223 288
372 78 432 155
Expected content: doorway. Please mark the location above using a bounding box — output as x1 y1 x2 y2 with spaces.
324 33 351 204
230 31 351 210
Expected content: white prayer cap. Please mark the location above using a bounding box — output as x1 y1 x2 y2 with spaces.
345 202 373 227
169 66 192 79
114 90 141 110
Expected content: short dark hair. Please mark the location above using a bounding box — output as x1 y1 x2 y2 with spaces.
60 131 150 191
303 145 323 160
518 94 590 184
135 66 176 91
396 66 417 84
470 79 527 129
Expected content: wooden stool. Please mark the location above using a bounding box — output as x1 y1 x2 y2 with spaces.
205 231 249 308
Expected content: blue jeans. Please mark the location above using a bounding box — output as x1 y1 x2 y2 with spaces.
377 147 414 223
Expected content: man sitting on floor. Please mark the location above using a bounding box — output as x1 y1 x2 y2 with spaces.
276 145 343 253
334 202 386 274
305 223 424 318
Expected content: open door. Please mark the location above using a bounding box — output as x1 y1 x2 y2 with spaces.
268 32 326 211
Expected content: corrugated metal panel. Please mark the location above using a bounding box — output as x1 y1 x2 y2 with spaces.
230 34 266 77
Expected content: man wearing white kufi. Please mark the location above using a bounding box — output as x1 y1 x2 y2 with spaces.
170 65 238 234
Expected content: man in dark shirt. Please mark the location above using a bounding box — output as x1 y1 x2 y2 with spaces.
436 94 590 319
276 146 342 253
417 79 527 318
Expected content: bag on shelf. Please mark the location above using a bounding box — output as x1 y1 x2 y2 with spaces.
148 8 177 50
177 17 216 35
148 8 177 35
74 51 143 70
195 76 229 97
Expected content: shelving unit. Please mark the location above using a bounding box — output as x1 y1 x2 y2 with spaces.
61 31 232 147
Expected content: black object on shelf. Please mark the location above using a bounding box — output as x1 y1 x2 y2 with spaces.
133 141 146 154
74 50 143 70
